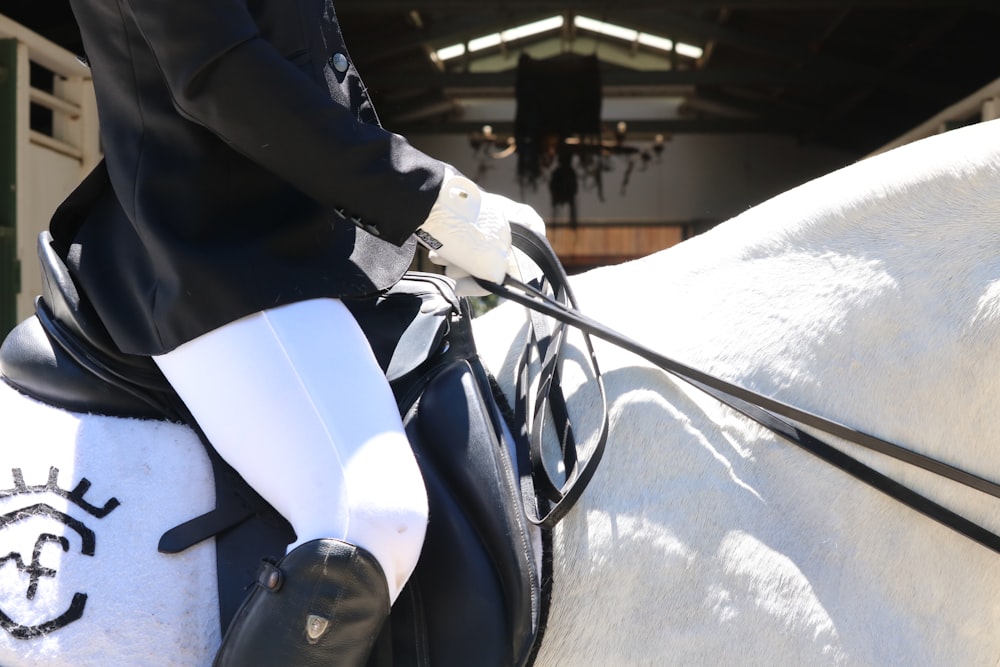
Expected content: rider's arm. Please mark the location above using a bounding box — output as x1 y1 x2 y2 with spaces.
122 0 442 246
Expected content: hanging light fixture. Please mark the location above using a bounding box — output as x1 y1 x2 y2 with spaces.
469 55 670 225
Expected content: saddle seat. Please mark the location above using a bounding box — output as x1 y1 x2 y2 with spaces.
0 232 543 667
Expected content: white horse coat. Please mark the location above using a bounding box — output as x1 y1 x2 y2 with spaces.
3 119 1000 665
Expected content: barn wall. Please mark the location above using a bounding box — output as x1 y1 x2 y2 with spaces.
0 15 100 339
410 132 855 266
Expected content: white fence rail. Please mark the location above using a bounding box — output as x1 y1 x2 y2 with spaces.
869 75 1000 157
0 13 99 323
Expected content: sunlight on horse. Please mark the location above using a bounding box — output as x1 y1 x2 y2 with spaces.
4 118 1000 665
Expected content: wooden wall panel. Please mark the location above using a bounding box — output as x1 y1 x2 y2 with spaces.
547 223 684 271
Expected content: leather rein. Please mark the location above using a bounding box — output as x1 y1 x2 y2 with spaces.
481 224 1000 554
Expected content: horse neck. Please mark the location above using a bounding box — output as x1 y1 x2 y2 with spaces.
562 120 1000 525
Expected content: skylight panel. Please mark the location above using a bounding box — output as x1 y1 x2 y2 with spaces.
435 43 466 61
468 33 503 52
434 14 700 62
574 15 638 42
574 15 702 59
501 15 565 42
675 42 704 59
637 33 674 52
437 15 565 60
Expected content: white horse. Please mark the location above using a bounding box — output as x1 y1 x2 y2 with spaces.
3 118 1000 666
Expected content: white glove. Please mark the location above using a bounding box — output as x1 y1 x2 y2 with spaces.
417 172 508 280
495 196 546 239
438 193 546 295
417 168 544 296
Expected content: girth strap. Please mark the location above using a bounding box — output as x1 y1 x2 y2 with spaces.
488 225 1000 555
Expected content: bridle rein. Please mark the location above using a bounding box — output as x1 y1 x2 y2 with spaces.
481 224 1000 555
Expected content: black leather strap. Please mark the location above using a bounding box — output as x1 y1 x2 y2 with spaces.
508 226 608 528
485 225 1000 553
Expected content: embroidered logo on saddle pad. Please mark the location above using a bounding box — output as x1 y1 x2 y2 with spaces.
0 467 119 639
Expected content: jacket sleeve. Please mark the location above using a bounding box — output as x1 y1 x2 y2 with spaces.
122 0 443 246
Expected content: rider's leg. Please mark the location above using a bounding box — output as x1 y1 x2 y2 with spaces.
152 297 427 664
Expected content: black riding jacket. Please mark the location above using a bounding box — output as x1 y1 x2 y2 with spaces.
56 0 443 355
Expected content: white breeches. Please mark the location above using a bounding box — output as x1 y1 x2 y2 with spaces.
152 298 428 603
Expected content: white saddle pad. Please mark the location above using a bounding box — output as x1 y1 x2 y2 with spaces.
0 382 219 666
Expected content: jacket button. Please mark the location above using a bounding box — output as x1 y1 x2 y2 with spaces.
331 53 349 72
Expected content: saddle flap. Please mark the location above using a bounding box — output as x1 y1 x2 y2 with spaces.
384 349 540 667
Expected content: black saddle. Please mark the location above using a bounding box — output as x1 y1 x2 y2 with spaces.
0 232 545 667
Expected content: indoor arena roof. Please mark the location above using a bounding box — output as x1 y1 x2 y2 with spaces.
4 0 999 156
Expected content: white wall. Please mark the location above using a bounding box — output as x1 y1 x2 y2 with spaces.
1 15 100 324
18 143 85 319
410 133 855 228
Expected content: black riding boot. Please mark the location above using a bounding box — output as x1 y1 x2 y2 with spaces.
213 538 390 667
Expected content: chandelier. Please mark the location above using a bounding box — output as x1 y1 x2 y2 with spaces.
470 122 666 225
468 54 668 226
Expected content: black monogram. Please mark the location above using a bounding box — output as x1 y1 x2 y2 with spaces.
0 467 119 639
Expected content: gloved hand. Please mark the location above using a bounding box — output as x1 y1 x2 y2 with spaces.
442 192 546 295
417 168 545 297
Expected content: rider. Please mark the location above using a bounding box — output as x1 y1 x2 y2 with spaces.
57 1 543 665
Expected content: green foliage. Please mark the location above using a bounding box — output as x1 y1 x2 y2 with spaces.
467 294 501 317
